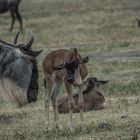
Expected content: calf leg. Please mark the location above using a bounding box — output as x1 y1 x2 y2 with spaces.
65 82 74 129
44 76 54 129
78 84 84 128
9 10 15 32
51 79 62 128
15 6 23 31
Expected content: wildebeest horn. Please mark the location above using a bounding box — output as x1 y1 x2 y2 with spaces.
32 49 43 57
13 31 20 45
26 30 34 49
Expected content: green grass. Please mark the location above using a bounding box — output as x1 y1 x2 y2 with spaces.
0 0 140 139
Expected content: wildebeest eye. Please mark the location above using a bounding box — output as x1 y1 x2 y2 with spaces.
65 59 79 69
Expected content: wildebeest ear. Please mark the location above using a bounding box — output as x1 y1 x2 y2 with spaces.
80 56 89 64
98 80 109 85
84 77 95 86
33 49 43 57
53 64 65 70
13 31 20 45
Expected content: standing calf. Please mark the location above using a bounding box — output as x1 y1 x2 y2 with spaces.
58 77 108 113
0 0 22 31
42 48 89 129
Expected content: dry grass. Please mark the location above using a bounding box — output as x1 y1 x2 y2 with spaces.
0 0 140 139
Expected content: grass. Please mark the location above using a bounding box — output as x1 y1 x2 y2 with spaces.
0 0 140 139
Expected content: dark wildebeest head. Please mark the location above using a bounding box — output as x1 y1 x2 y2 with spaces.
84 77 109 110
0 0 22 31
0 32 42 106
12 31 42 103
53 48 89 85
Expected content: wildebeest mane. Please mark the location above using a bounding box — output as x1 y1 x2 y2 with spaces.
0 40 33 106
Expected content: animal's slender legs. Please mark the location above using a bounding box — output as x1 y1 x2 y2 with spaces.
9 10 15 31
15 6 23 31
51 79 62 128
45 94 51 127
44 76 53 129
65 82 74 129
78 84 84 128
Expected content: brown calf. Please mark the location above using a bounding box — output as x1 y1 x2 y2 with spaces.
42 48 88 129
58 77 108 113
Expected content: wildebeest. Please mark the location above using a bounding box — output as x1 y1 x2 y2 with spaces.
11 31 40 103
42 48 89 129
0 32 42 106
0 0 22 31
58 77 109 113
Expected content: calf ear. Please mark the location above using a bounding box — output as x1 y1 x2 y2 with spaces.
53 64 65 70
80 57 89 64
98 80 109 85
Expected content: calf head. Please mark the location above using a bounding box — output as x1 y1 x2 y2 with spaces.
84 77 109 109
84 77 109 90
53 48 89 85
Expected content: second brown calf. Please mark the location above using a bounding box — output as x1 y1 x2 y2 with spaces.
58 77 108 113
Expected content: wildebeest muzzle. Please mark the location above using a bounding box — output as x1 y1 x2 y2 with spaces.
65 59 78 84
53 56 89 84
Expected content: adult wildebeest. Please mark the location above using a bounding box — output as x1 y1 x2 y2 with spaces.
0 0 22 31
0 32 42 106
42 48 89 129
58 77 109 113
11 31 40 103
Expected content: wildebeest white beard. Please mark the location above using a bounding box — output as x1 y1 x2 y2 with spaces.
0 78 27 106
0 45 33 106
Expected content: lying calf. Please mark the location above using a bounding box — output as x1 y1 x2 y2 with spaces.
58 77 108 113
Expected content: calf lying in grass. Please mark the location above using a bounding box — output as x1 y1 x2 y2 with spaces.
58 77 108 113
